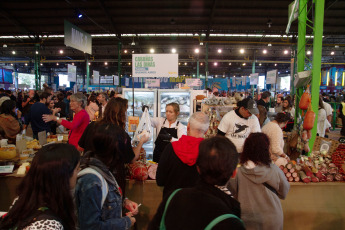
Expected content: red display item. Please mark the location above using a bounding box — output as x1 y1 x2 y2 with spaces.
128 162 148 181
303 110 315 130
299 91 311 110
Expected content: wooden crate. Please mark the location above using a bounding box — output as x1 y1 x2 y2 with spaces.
312 136 339 154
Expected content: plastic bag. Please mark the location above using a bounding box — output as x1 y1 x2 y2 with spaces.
133 108 152 142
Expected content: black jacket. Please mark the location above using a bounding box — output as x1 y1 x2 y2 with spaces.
257 99 269 112
156 143 200 198
148 180 245 230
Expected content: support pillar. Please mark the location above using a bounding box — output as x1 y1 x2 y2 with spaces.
309 0 325 150
86 55 90 92
252 52 256 98
34 44 40 90
118 42 122 87
205 43 209 89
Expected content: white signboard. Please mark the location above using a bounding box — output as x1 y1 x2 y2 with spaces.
132 54 178 78
235 77 242 85
114 75 119 85
232 78 236 87
266 70 278 84
186 78 202 87
145 79 160 88
67 64 77 82
125 77 129 86
93 70 99 84
250 73 259 85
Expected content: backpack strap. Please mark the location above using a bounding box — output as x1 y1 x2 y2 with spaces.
78 168 109 208
159 189 181 230
204 214 244 230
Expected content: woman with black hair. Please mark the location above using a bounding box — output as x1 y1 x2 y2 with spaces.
75 123 137 229
0 99 22 143
228 133 290 230
0 143 80 230
262 112 291 165
148 136 244 230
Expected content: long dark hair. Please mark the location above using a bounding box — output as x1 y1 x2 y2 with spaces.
0 143 80 230
0 99 16 117
197 136 239 186
240 133 271 167
99 97 128 129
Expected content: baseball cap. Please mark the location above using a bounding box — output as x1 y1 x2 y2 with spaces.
240 98 259 115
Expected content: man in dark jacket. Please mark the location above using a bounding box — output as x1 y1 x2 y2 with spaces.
156 112 209 198
257 91 271 112
148 136 244 230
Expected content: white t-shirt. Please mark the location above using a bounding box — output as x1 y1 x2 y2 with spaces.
150 117 186 142
218 110 261 153
323 102 333 117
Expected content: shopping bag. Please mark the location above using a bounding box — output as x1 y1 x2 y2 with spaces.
133 108 152 142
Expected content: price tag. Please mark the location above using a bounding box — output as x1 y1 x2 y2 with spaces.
128 116 139 132
0 165 14 174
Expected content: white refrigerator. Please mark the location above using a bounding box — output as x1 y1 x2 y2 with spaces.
157 89 192 126
122 88 157 159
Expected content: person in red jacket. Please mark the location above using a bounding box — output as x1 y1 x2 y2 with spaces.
156 112 209 198
43 93 89 149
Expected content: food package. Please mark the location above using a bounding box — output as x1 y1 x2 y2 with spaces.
0 146 17 160
147 161 158 179
26 139 42 150
128 162 148 181
133 108 152 142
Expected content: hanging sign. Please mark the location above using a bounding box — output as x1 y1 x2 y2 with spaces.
93 70 99 84
250 73 259 85
67 64 77 82
232 78 236 87
235 77 242 85
64 20 92 54
227 78 230 88
114 75 119 85
132 54 178 78
266 70 278 84
125 77 129 86
185 78 202 87
100 76 114 84
286 0 299 34
145 79 160 88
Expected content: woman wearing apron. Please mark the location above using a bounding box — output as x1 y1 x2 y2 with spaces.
151 103 186 163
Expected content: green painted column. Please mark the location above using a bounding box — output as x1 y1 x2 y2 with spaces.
118 42 122 87
294 0 307 126
309 0 325 150
34 44 40 90
86 55 90 92
205 43 208 89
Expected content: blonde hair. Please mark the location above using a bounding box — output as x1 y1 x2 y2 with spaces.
166 102 180 114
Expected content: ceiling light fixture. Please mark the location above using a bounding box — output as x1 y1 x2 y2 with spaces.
124 50 128 53
307 50 311 55
218 49 222 53
214 62 218 66
274 63 277 66
263 49 267 54
171 48 176 53
12 51 16 54
56 63 59 66
59 50 63 54
200 42 203 46
88 62 91 65
229 63 231 65
150 48 155 53
331 51 335 55
40 63 43 66
268 43 272 47
184 62 187 65
35 51 39 54
240 49 245 54
335 45 339 48
284 50 289 54
259 63 262 66
25 63 28 66
3 44 7 48
242 63 246 66
194 48 199 54
200 63 203 66
105 62 108 65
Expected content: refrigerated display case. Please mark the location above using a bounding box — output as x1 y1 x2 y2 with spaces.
158 89 192 125
123 88 157 159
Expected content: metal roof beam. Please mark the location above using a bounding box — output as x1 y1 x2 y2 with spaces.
96 0 121 39
206 0 218 39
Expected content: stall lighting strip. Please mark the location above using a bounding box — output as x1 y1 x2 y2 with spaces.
326 71 330 86
335 71 338 86
0 34 315 39
342 72 345 87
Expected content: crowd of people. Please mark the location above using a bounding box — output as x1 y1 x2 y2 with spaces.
0 87 343 229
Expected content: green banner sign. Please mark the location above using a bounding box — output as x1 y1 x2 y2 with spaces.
64 20 92 54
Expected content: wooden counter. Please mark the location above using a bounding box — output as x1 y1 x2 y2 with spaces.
1 178 344 230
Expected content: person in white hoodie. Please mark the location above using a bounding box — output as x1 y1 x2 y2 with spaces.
262 112 291 166
228 132 290 230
